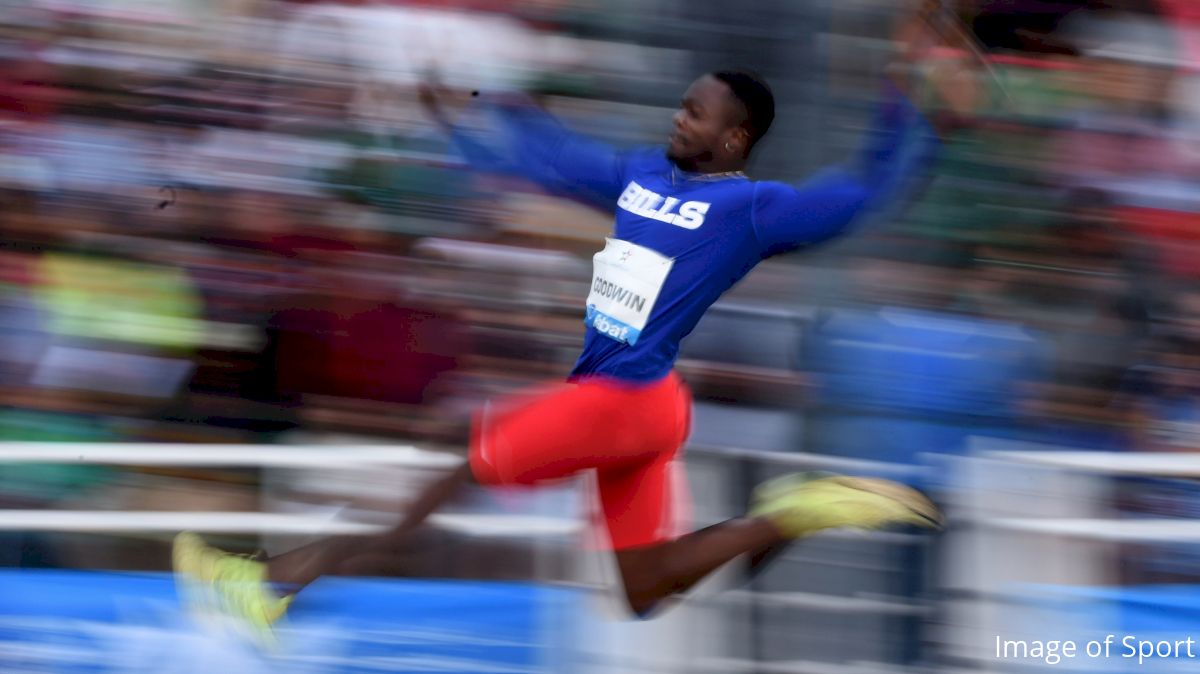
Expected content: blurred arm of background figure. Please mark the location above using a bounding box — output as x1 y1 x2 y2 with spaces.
889 0 993 130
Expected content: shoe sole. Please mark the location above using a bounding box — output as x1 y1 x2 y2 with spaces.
825 476 943 529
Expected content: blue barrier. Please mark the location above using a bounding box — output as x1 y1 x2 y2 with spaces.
1018 584 1200 636
1001 584 1200 673
0 570 580 673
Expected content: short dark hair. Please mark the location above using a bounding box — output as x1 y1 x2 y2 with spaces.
710 70 775 146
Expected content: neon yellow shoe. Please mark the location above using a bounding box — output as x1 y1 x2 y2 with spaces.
173 532 293 646
749 473 942 538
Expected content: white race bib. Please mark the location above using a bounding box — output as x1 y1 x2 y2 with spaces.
584 238 673 346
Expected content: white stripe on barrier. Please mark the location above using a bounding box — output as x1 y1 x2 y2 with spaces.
0 510 581 536
986 449 1200 477
0 443 462 469
981 517 1200 542
0 441 924 475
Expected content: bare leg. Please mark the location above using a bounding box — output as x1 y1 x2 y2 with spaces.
315 509 788 616
615 518 785 616
267 462 475 590
267 458 788 616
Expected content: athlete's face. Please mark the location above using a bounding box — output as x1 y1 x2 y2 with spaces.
668 75 749 167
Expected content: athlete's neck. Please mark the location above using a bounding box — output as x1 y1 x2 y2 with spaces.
670 154 746 175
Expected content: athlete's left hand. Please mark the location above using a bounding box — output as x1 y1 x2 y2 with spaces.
418 75 456 131
417 68 486 131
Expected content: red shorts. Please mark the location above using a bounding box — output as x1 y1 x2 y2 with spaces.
469 371 692 550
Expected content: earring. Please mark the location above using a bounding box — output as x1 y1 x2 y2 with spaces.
725 142 733 152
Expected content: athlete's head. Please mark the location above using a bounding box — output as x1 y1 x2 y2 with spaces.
667 70 774 171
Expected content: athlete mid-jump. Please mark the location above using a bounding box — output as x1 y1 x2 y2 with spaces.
174 2 977 638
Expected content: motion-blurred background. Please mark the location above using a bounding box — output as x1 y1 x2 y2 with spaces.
2 0 1200 672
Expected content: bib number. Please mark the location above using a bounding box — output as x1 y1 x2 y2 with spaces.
584 238 673 346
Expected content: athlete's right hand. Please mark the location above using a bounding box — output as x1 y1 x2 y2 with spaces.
888 0 991 131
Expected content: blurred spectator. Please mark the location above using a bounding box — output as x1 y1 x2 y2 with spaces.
2 0 1200 614
0 29 67 124
802 240 1047 475
1131 335 1200 452
266 265 471 417
1118 287 1200 452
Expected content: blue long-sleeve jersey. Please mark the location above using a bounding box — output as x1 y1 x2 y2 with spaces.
451 84 938 383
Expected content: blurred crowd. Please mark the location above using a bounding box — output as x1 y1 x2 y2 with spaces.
2 0 1200 577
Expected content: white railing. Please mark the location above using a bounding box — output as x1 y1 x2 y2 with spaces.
940 439 1200 673
0 442 926 536
967 439 1200 542
0 442 582 538
0 510 580 536
0 442 461 469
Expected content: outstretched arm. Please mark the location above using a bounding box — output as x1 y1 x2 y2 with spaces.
752 83 939 257
752 1 984 257
421 85 627 210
